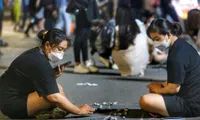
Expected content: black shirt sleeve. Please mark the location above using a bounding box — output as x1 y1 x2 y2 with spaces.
167 60 185 84
31 61 59 97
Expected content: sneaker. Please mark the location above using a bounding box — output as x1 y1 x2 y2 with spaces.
74 64 90 74
86 59 95 66
0 40 8 47
87 65 98 73
0 50 3 56
112 63 119 70
86 60 98 73
25 32 30 38
99 56 109 67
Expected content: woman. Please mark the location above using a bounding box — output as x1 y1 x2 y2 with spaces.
25 0 44 37
40 0 58 30
13 0 21 31
73 0 101 73
0 29 94 118
186 9 200 54
140 18 200 117
112 19 149 76
55 0 72 36
113 2 149 76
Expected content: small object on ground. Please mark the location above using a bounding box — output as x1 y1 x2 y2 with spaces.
103 102 107 105
113 102 118 105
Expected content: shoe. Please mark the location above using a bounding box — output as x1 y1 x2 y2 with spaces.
87 65 98 73
99 56 109 67
25 32 30 38
74 64 90 74
112 63 118 70
86 59 95 66
0 40 8 47
0 50 3 56
86 59 98 73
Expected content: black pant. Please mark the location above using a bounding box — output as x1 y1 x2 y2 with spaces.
0 9 3 37
44 17 56 30
74 28 90 63
25 17 41 34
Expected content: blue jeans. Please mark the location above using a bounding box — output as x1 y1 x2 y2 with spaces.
55 6 72 36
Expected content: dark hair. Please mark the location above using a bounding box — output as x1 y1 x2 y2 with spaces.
141 10 155 24
38 28 71 47
147 18 182 39
186 9 200 36
118 20 140 50
116 3 132 26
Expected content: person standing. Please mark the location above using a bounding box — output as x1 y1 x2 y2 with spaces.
71 0 102 73
0 0 8 47
41 0 58 30
55 0 72 36
20 0 30 31
13 0 21 31
160 0 179 22
24 0 44 37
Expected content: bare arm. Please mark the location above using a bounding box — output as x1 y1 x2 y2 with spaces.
159 83 180 94
147 81 181 94
47 93 94 115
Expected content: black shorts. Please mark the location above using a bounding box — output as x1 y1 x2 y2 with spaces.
162 95 192 117
1 95 33 119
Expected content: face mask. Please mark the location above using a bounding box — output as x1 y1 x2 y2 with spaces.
48 51 64 63
155 35 171 51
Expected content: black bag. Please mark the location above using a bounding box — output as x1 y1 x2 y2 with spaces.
95 19 116 54
100 20 115 49
66 0 89 14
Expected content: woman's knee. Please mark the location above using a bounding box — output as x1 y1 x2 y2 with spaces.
139 94 150 109
139 94 157 109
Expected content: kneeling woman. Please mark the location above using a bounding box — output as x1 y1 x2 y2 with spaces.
140 18 200 117
0 29 94 118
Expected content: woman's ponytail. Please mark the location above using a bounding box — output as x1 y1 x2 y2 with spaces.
37 30 48 42
172 22 182 36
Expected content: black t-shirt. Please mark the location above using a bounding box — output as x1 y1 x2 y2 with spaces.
160 0 172 10
75 0 100 29
131 0 144 9
0 47 59 104
167 38 200 103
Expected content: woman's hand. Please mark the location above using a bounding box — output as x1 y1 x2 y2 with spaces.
54 65 65 79
78 104 95 115
146 82 162 94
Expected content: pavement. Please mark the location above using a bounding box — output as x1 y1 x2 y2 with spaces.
0 21 195 120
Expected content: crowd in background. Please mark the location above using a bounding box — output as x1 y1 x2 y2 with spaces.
0 0 199 76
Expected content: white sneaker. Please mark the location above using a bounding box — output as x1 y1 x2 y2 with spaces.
112 64 119 70
74 64 90 74
87 59 95 66
86 61 98 73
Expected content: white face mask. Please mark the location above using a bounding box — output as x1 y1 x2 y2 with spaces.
48 51 64 63
155 35 171 51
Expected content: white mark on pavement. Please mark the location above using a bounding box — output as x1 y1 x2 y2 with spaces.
76 82 98 87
